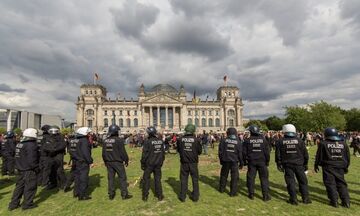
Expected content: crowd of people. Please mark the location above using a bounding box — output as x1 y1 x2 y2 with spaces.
0 123 358 211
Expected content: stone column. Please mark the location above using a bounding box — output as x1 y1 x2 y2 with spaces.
150 106 153 126
6 109 12 131
157 106 160 128
142 106 145 128
172 106 176 129
165 106 168 129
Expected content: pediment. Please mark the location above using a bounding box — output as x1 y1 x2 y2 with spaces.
143 94 181 103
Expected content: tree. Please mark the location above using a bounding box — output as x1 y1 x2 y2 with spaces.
0 127 6 135
309 101 346 131
60 128 74 136
285 106 313 132
264 116 284 131
343 108 360 131
14 128 22 136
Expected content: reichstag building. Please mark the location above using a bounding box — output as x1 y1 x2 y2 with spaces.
76 83 244 133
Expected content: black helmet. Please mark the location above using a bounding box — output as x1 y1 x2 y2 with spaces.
108 124 120 136
48 125 60 135
248 125 260 136
324 128 341 141
41 125 51 134
146 126 157 137
6 131 15 138
226 127 237 136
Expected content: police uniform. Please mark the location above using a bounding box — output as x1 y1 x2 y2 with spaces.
315 137 350 207
42 134 67 189
8 139 39 210
1 137 16 176
64 136 79 196
218 133 243 196
276 136 310 204
74 135 93 200
177 134 202 202
141 135 165 201
102 135 131 199
243 134 271 200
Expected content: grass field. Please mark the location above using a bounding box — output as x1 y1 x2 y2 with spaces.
0 144 359 216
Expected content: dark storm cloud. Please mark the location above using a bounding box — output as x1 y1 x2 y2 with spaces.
0 83 26 93
245 56 271 68
340 0 360 28
111 1 159 39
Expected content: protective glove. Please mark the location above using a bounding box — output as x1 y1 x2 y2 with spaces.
124 161 129 167
277 164 284 172
314 165 319 173
141 163 146 171
344 168 348 174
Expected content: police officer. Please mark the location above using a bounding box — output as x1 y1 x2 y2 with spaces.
1 131 16 176
42 125 66 189
38 125 50 186
275 124 311 205
243 125 271 201
64 134 79 196
218 127 243 197
315 128 350 208
141 126 165 201
102 125 132 200
176 124 202 202
74 127 93 200
8 128 39 210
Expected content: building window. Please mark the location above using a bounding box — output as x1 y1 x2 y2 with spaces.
94 90 97 95
90 90 92 95
111 118 115 125
187 118 192 125
216 110 219 116
87 120 93 128
104 110 108 116
209 110 212 116
119 110 123 116
134 110 137 116
127 110 130 116
119 119 124 127
208 118 213 127
126 118 131 127
86 109 94 116
229 119 234 127
85 90 88 94
215 118 220 127
202 110 205 116
134 118 138 127
188 110 191 116
104 118 109 128
112 110 115 116
228 109 235 116
201 118 206 127
195 110 198 116
195 118 199 127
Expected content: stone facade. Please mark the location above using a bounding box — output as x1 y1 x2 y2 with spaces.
76 84 244 134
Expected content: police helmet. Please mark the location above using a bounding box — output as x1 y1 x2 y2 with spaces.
41 125 51 133
76 127 92 136
248 125 260 136
226 127 237 136
146 126 157 137
108 124 120 136
282 124 296 137
184 124 196 135
324 128 341 141
6 131 15 138
48 125 60 135
22 128 38 142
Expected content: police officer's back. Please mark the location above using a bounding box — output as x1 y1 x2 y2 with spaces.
1 131 16 176
243 125 271 201
102 125 132 200
275 124 311 205
315 128 350 208
141 126 165 201
176 124 202 202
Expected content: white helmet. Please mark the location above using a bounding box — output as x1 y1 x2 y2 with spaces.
76 127 92 136
282 124 296 137
22 128 38 141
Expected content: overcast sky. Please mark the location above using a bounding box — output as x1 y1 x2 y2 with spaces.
0 0 360 121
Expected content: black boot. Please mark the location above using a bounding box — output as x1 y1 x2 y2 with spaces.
142 195 148 202
122 194 132 200
22 204 38 210
302 197 312 204
78 196 92 201
248 193 254 200
109 194 115 200
341 201 350 208
287 198 298 205
263 194 271 202
158 195 164 201
329 201 338 208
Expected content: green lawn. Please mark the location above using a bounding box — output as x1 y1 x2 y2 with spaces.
0 144 359 216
